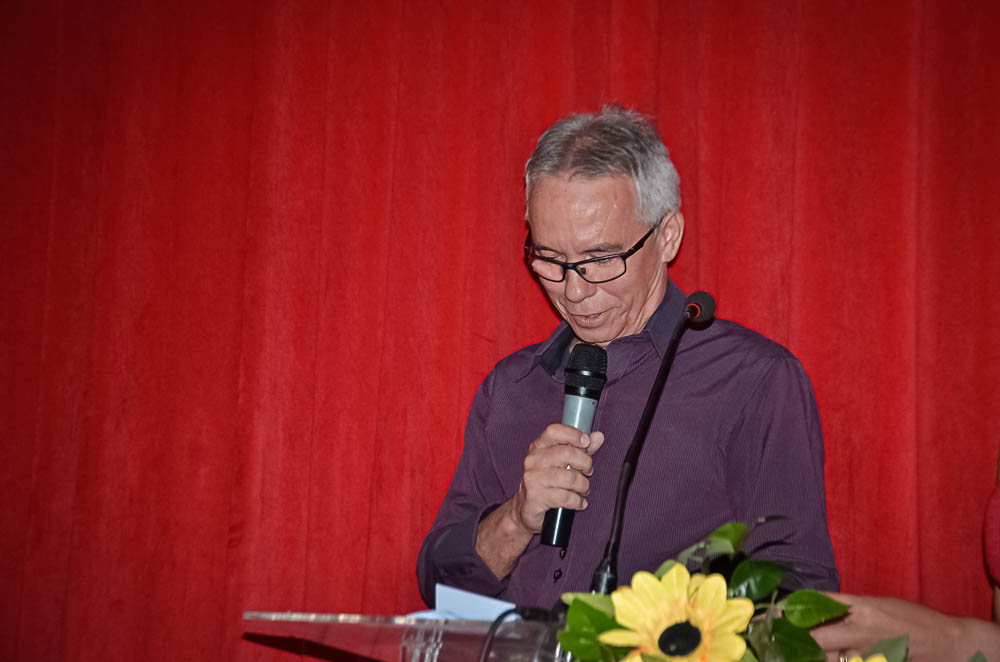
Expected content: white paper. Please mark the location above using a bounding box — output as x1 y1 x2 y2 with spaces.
406 584 516 622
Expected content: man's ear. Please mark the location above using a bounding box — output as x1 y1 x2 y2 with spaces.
657 211 684 262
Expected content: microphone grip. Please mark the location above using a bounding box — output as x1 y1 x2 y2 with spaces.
540 394 598 547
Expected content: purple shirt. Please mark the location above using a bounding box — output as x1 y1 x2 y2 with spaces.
417 282 839 608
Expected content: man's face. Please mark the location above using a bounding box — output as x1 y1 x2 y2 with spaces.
527 174 683 346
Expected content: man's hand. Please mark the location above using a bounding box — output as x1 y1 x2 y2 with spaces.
510 424 605 532
475 424 605 579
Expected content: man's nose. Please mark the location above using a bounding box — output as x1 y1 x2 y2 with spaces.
563 268 596 302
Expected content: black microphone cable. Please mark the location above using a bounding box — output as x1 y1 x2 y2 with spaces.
476 606 556 662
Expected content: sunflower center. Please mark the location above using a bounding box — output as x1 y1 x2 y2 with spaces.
657 620 702 656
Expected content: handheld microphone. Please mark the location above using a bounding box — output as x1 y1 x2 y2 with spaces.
540 343 608 548
590 291 716 593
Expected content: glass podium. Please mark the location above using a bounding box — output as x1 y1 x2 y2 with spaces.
243 611 564 661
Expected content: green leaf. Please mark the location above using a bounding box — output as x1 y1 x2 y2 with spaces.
653 559 679 579
729 559 787 600
561 592 615 618
709 522 750 553
968 653 988 662
676 522 750 567
779 590 849 628
738 645 759 662
557 629 601 660
745 618 773 661
864 634 908 662
558 598 622 661
768 618 825 662
566 598 619 633
676 539 709 567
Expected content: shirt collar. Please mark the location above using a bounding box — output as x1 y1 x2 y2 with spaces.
517 279 688 381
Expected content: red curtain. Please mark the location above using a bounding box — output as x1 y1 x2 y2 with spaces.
3 1 998 660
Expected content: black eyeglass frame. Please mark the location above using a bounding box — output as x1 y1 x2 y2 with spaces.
523 217 664 284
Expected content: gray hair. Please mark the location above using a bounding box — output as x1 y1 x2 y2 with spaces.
525 105 680 226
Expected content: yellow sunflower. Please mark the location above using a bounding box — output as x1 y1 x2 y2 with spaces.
848 656 887 662
597 565 754 662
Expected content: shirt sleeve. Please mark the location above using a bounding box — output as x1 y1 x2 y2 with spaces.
416 372 509 607
724 352 840 591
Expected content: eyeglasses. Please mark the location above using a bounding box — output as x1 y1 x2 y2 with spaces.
524 218 663 284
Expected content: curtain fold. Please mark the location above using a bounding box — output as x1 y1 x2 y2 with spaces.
2 1 998 660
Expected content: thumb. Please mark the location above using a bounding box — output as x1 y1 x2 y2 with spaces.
586 431 606 455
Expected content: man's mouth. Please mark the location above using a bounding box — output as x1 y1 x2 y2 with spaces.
569 310 606 327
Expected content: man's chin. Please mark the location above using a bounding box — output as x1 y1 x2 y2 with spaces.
569 324 617 347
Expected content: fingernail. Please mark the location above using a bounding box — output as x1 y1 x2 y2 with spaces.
581 434 590 447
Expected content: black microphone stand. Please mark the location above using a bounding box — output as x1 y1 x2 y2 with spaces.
590 293 714 594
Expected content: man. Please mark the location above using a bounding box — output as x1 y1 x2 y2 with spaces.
417 106 839 608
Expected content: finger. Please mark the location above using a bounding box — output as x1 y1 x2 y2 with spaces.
823 651 859 662
542 466 590 494
556 492 588 510
534 482 588 511
563 447 593 474
533 424 591 449
525 444 593 474
517 474 589 522
524 465 590 497
810 623 865 652
822 592 854 606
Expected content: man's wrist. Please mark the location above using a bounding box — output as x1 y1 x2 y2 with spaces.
479 500 533 547
476 500 534 579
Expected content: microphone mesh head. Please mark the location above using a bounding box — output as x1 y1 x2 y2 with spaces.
686 291 716 323
566 343 608 392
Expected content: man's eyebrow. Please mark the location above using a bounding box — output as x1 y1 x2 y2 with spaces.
584 241 627 253
533 240 626 254
531 241 570 255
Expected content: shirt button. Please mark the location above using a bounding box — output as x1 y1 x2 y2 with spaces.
553 569 563 582
559 548 567 559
